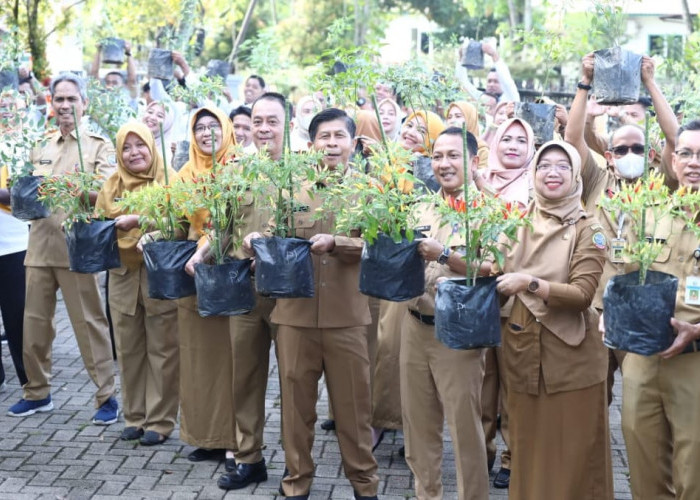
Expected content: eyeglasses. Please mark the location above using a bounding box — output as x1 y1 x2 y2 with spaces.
194 123 222 135
535 163 572 172
611 144 645 156
674 149 700 163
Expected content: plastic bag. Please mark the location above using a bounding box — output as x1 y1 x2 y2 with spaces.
194 259 255 317
65 219 121 274
206 60 231 80
172 140 190 172
413 155 440 193
435 276 501 349
360 233 425 301
10 175 49 221
461 41 484 70
514 102 556 145
252 237 314 298
143 240 197 300
102 38 126 64
0 70 19 91
593 47 642 105
148 49 174 81
603 270 678 355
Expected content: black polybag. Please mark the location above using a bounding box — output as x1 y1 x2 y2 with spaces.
148 49 174 80
435 276 501 349
143 240 197 300
593 47 642 105
0 69 19 91
172 140 190 171
194 259 255 317
461 41 484 70
359 233 425 302
514 102 556 144
251 237 314 298
206 60 231 80
102 38 126 64
10 175 49 221
603 270 678 355
65 219 121 274
413 155 440 193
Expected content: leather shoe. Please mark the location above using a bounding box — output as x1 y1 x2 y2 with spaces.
354 490 378 500
217 459 267 490
493 467 510 488
139 430 167 446
225 457 237 472
188 448 225 462
120 426 143 441
320 419 335 431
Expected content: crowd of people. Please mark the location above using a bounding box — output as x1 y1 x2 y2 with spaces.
1 39 700 500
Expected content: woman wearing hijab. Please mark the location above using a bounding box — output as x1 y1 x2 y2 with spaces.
445 101 489 170
482 101 513 147
290 95 320 152
377 98 403 142
353 109 384 169
177 106 238 463
141 101 176 165
96 122 179 445
495 141 612 499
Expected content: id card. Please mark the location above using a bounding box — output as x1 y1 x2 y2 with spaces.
610 238 626 264
685 276 700 305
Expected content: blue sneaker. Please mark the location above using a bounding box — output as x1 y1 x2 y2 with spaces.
8 395 54 417
92 396 119 425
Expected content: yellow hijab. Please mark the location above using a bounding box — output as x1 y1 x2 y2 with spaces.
446 101 490 170
403 110 445 154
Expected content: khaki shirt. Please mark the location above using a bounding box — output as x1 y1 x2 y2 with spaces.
270 182 370 329
25 127 116 267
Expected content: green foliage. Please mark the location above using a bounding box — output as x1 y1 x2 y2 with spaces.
38 170 106 228
239 27 288 78
85 79 136 143
168 75 226 107
0 27 24 71
588 0 634 48
0 91 46 177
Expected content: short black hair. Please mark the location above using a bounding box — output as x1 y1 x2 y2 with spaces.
252 92 288 116
247 75 265 88
677 119 700 141
436 126 478 157
308 108 356 142
105 71 125 83
636 96 652 108
481 91 499 102
142 81 150 93
229 105 251 121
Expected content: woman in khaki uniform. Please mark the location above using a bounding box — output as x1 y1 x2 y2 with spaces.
495 140 613 500
96 122 179 445
177 107 238 458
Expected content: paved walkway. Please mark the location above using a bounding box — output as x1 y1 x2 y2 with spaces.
0 293 632 499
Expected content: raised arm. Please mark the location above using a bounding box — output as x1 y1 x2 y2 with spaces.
564 54 594 168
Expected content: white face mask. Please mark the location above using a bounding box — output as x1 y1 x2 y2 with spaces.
614 154 645 179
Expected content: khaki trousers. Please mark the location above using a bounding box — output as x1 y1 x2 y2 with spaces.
622 351 700 500
23 266 115 407
481 344 511 469
371 300 405 429
606 347 626 406
400 313 489 500
110 268 179 436
278 325 378 497
178 296 236 449
229 295 276 463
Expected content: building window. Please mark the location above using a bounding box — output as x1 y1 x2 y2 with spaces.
649 34 684 60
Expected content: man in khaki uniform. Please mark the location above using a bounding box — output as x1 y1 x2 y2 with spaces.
404 128 489 500
7 73 118 425
243 108 378 500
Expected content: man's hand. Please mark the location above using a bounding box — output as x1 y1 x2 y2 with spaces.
640 55 656 87
496 273 530 296
581 53 595 86
417 238 443 262
309 234 335 254
242 232 262 257
185 251 204 277
171 51 191 77
114 214 140 231
659 318 700 359
481 42 499 62
555 104 568 130
586 95 609 118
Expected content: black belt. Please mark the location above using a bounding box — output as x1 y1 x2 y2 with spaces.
409 309 435 326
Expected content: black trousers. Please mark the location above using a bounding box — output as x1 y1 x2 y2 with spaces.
0 250 28 385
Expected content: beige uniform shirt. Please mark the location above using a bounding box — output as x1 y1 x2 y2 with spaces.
25 127 116 267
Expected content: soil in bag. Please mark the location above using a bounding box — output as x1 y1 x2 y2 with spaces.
515 102 556 145
603 270 678 355
593 47 642 105
413 155 440 193
435 276 501 349
10 175 49 221
102 38 126 64
194 259 255 317
251 237 314 298
461 41 484 70
65 219 121 274
143 240 197 300
148 49 174 81
360 232 425 302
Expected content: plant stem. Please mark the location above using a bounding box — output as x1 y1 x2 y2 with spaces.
639 111 651 285
461 124 473 285
159 122 175 240
284 103 294 237
371 94 388 149
71 106 91 213
211 131 222 264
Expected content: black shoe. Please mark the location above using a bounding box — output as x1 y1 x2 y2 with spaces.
120 426 144 441
140 430 167 446
371 429 385 452
278 468 309 498
320 419 335 431
188 448 225 462
354 490 378 500
217 459 267 490
493 467 510 489
225 457 237 472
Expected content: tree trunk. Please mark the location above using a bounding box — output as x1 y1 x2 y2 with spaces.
681 0 694 34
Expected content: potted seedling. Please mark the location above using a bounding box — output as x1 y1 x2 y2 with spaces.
460 39 484 70
148 48 174 81
39 108 120 273
434 128 528 349
86 79 136 143
1 91 49 220
101 37 127 65
206 59 232 80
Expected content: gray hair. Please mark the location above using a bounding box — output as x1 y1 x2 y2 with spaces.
50 72 87 101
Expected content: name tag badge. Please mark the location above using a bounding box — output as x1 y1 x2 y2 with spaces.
39 159 52 165
685 276 700 305
610 238 626 264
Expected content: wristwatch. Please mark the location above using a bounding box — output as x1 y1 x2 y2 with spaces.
437 246 450 265
527 277 539 293
577 81 592 91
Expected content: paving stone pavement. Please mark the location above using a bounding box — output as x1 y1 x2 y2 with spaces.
0 292 632 499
